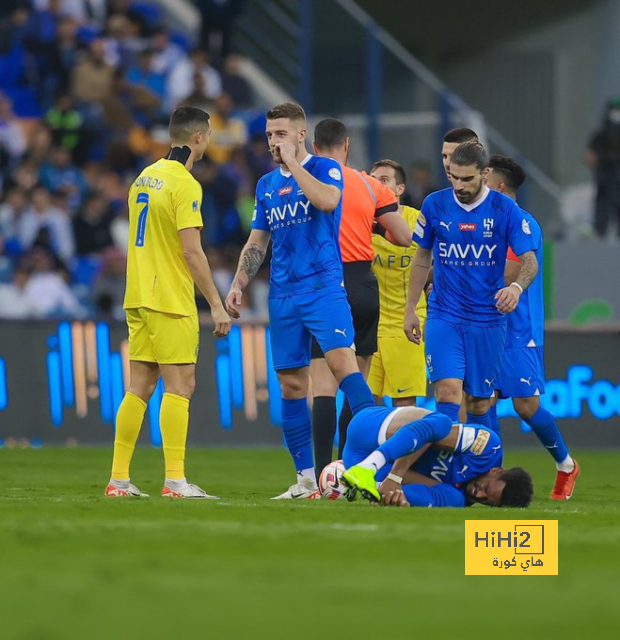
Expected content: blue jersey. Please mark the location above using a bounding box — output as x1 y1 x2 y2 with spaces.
252 154 344 299
412 424 503 495
507 209 544 347
414 187 536 325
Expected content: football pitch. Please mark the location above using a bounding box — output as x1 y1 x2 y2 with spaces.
1 447 618 640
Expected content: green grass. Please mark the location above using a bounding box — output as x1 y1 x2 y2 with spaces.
0 447 618 640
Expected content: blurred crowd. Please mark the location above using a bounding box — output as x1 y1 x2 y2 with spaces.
0 0 274 321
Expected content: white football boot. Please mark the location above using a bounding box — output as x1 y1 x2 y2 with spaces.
271 476 321 500
162 479 220 499
104 479 149 498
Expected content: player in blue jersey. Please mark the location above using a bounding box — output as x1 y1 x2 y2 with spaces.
225 102 375 499
486 155 580 500
404 141 539 435
341 406 533 508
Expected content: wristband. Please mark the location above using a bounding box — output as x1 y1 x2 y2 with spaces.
387 473 403 485
510 282 523 294
373 222 388 238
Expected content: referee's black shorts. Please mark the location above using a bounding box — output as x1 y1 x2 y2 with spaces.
311 261 379 359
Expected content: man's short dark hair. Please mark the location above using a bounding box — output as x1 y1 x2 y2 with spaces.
443 127 479 144
314 118 348 149
266 102 306 123
169 106 210 142
488 155 527 191
370 158 407 187
499 467 534 508
451 141 488 171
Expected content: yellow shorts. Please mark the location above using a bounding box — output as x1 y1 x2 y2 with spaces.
368 334 427 399
126 308 199 365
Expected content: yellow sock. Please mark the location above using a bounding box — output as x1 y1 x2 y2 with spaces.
111 392 147 480
160 392 190 480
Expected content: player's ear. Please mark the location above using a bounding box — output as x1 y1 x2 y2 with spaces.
396 183 406 198
312 141 319 154
299 127 307 143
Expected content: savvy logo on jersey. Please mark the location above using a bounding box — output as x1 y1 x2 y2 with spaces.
430 450 454 482
267 199 312 227
438 242 497 264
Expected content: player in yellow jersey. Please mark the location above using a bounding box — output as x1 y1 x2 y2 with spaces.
368 159 429 408
105 106 231 499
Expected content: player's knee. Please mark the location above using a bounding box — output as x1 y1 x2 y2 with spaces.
513 397 538 420
128 382 156 403
165 378 196 400
435 383 461 404
466 395 490 415
279 378 307 399
325 348 358 382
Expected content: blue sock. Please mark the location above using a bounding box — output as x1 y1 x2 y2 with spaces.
488 405 500 435
339 373 374 415
281 398 314 472
377 413 452 465
436 402 460 421
466 410 495 433
525 407 569 464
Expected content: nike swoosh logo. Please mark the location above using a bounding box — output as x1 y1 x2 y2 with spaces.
397 387 412 393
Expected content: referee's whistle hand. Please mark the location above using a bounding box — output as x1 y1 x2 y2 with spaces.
225 289 242 319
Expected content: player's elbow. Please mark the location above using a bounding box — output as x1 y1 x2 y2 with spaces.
182 246 203 264
319 186 341 213
391 230 412 247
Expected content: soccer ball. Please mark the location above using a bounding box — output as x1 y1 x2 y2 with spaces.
319 460 347 500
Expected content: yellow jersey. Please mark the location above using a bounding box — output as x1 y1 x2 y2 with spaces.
372 205 428 337
123 158 204 316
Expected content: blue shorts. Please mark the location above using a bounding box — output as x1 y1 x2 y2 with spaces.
268 286 355 371
425 317 507 398
496 346 546 399
342 406 402 482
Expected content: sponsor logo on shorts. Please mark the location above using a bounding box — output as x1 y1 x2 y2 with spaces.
459 222 477 231
471 430 490 455
278 186 293 196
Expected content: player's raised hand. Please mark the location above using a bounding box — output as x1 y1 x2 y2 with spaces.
225 287 243 319
275 141 297 166
404 308 422 345
495 284 521 314
212 305 232 338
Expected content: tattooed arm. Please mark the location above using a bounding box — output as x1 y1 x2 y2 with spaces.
225 229 271 319
513 251 538 291
495 250 539 314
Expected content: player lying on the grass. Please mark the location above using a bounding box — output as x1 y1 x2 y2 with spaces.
341 406 533 508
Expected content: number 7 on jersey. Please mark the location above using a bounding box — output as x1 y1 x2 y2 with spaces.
135 192 149 247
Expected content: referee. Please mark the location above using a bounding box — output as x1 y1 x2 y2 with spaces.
309 118 412 476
